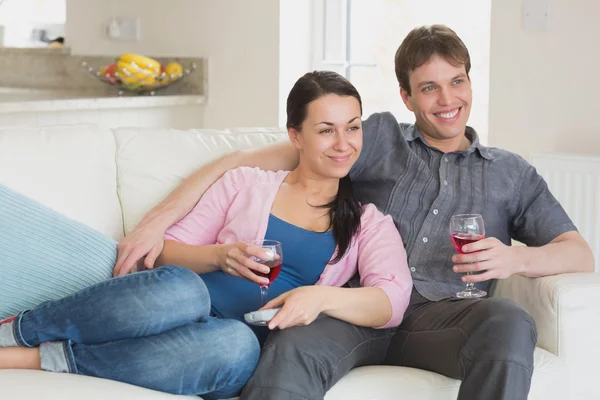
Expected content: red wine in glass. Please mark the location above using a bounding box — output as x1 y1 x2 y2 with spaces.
451 233 485 254
255 259 282 286
449 214 487 298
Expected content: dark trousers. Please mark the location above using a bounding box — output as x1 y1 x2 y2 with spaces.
240 291 537 400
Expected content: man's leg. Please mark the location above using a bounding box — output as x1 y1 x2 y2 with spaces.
385 292 537 400
241 315 396 400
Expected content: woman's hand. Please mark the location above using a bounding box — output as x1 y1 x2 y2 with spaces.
261 286 329 330
217 242 271 285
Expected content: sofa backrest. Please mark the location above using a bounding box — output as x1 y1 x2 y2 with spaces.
0 125 289 242
0 125 124 240
113 127 288 235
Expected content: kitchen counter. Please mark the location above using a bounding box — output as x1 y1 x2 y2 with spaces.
0 49 207 129
0 88 205 114
0 87 205 129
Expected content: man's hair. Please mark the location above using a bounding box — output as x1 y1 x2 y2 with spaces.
394 24 471 96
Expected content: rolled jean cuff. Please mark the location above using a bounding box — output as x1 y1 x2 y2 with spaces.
40 341 77 374
0 320 18 347
13 311 33 348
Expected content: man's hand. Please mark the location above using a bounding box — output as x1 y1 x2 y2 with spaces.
114 225 165 277
452 237 527 283
217 242 272 285
261 286 329 330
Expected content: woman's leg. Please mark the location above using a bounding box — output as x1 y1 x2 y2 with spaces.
36 318 259 399
1 265 210 347
0 347 40 369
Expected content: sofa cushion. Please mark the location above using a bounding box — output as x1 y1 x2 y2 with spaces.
0 370 196 400
325 347 566 399
0 347 564 400
0 184 116 319
0 125 123 240
113 127 288 234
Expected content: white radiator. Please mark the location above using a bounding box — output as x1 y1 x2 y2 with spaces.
530 153 600 272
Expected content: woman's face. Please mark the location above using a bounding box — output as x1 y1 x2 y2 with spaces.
290 94 362 179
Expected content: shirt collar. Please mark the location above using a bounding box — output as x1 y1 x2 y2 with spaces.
406 124 493 160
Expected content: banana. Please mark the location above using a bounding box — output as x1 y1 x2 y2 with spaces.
117 53 161 75
116 60 157 85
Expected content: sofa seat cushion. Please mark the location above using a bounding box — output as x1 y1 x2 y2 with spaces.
326 347 565 400
0 347 564 400
0 370 196 400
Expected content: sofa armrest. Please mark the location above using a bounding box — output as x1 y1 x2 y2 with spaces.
493 272 600 398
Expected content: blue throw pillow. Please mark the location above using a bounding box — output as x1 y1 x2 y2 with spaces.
0 185 117 319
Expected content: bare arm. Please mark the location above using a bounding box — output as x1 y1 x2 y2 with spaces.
519 231 594 277
263 285 392 330
155 240 273 284
320 286 392 327
455 231 595 283
115 141 298 274
155 240 221 274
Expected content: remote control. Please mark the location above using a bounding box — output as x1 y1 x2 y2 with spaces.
244 307 282 326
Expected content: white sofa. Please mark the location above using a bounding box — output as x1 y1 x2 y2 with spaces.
0 124 598 400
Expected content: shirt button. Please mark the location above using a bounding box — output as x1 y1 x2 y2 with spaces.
433 209 439 215
444 157 449 163
443 180 448 185
410 267 416 272
422 237 428 243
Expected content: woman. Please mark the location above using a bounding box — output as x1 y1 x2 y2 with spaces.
0 71 412 399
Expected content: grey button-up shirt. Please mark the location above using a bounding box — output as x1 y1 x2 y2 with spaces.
350 112 576 301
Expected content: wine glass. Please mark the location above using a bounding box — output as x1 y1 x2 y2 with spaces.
248 240 283 307
450 214 487 298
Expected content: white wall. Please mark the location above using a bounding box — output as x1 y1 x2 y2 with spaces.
0 0 65 24
66 0 281 129
489 0 600 157
278 1 312 127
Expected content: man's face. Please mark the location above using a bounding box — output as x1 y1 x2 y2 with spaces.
400 55 472 142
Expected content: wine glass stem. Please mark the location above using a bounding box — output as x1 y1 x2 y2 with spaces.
260 285 268 307
465 272 474 289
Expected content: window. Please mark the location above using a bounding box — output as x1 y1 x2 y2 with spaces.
311 0 377 78
311 0 491 142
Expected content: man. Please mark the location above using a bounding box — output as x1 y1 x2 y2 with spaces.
114 25 594 400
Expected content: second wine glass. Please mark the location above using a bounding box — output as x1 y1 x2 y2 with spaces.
450 214 487 298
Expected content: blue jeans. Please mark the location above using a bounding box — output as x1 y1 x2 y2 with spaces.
11 265 260 399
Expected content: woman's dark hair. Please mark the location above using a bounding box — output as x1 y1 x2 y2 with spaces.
286 70 364 263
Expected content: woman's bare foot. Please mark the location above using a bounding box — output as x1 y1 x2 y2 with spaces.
0 347 41 369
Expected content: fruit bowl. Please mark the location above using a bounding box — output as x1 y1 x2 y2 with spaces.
82 54 197 96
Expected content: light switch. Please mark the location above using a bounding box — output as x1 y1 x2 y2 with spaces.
105 17 141 42
523 0 550 31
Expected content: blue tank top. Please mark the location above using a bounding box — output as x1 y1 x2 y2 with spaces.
202 214 336 342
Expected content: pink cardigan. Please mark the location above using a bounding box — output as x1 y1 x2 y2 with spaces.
164 167 412 328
